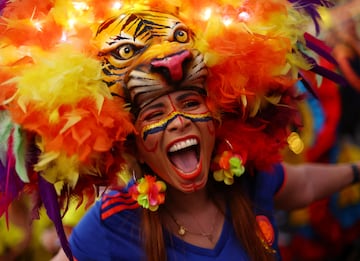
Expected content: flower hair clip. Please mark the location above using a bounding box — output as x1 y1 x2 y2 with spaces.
129 175 167 211
213 151 246 185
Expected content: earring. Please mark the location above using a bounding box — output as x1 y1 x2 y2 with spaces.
212 139 246 185
129 175 167 211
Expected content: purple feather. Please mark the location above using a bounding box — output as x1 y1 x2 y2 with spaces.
0 133 25 217
288 0 334 34
301 53 347 86
0 0 9 14
298 75 319 99
38 175 74 261
304 32 338 66
310 64 348 86
0 160 24 216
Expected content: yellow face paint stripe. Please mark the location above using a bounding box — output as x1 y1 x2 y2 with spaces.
141 111 213 140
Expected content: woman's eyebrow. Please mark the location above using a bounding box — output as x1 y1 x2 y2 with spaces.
141 101 165 112
175 92 198 102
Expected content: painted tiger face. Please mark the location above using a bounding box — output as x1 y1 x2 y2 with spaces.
95 11 208 116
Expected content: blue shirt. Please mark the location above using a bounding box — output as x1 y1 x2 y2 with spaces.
69 164 285 261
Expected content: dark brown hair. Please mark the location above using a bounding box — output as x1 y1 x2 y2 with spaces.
140 177 276 261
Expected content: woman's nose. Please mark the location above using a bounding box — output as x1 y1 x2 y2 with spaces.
166 114 191 132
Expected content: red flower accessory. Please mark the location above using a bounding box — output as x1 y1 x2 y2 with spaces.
130 175 167 211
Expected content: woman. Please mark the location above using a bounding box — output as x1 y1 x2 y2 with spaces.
67 7 356 260
65 89 357 261
0 1 358 261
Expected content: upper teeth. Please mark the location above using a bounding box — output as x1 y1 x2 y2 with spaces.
169 138 198 152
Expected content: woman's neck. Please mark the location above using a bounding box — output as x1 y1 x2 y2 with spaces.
161 186 225 249
164 186 211 213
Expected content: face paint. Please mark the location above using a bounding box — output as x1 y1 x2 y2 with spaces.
141 110 213 140
135 91 215 193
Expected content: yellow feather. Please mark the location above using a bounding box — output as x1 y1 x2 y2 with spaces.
35 139 80 190
60 115 82 134
265 95 282 105
15 45 110 118
36 151 80 190
249 98 260 117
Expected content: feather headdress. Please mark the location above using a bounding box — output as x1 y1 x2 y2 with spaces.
0 0 339 259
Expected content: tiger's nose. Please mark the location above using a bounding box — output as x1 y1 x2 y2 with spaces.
151 50 191 82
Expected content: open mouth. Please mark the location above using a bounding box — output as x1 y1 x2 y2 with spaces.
167 138 200 174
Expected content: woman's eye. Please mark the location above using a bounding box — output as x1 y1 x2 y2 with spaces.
183 100 200 109
143 111 164 121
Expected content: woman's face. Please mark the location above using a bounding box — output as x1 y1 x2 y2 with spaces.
134 90 215 193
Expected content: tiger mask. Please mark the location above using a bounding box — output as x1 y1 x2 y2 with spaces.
95 11 208 116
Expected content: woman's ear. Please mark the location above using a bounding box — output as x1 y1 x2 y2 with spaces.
124 134 147 167
122 152 144 179
137 151 145 164
134 141 145 164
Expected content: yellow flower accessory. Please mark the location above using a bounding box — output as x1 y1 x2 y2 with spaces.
130 175 167 211
213 151 245 185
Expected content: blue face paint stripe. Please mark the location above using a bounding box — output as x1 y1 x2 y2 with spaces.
142 111 213 140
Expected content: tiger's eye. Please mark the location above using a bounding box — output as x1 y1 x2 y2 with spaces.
119 44 135 59
174 29 189 43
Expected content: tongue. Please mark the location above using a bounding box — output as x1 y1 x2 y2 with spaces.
170 149 198 173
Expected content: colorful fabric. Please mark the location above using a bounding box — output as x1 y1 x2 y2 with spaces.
69 164 285 260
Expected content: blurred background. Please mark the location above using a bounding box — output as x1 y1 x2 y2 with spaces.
279 1 360 260
1 0 360 260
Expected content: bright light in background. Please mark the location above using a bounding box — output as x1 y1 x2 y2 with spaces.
73 1 89 11
238 11 250 22
222 16 233 26
112 1 122 10
64 2 92 30
61 31 68 42
32 20 43 31
201 7 212 21
68 18 76 29
30 7 43 31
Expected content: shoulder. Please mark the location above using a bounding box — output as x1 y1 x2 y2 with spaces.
242 163 285 201
69 190 143 261
245 163 285 207
256 163 285 194
100 189 140 220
